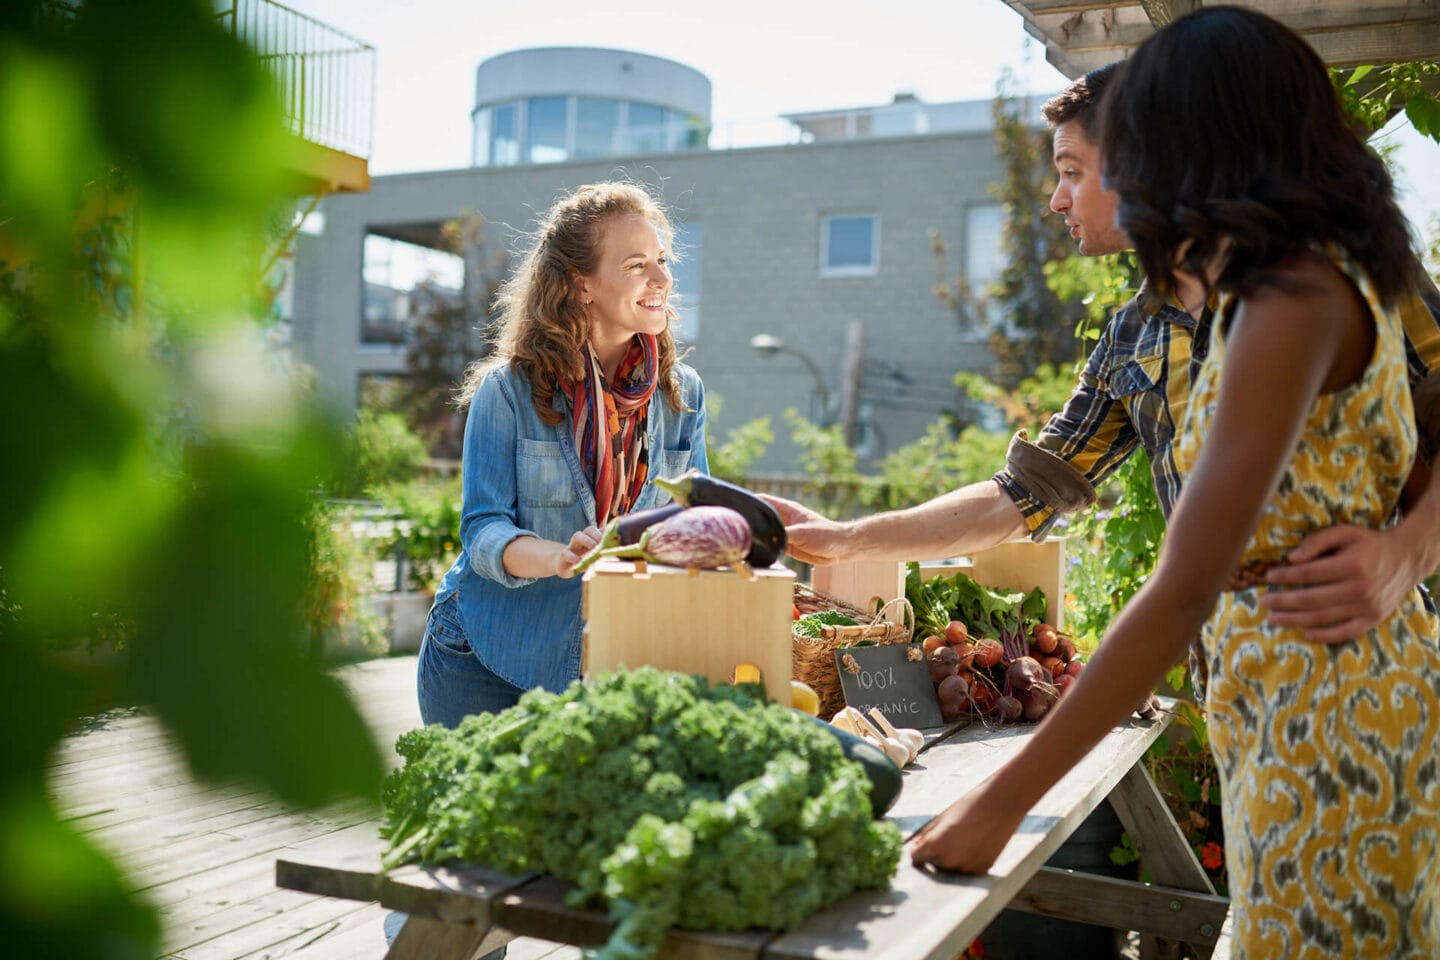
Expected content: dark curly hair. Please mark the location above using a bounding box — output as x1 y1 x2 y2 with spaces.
1041 61 1121 135
1099 6 1418 306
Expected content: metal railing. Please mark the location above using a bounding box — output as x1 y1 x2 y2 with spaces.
216 0 375 159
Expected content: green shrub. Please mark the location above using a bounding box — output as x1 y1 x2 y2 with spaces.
301 503 388 660
372 475 463 594
338 408 429 498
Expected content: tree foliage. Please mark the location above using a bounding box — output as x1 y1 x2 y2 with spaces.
402 212 508 458
1333 61 1440 143
934 71 1084 389
1 2 383 953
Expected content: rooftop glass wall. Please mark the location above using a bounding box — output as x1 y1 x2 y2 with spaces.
472 95 707 167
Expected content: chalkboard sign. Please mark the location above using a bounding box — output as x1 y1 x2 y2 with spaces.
833 644 943 729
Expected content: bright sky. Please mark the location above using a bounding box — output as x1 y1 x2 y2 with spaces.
285 0 1439 245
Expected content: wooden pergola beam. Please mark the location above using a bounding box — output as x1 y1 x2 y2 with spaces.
1001 0 1440 78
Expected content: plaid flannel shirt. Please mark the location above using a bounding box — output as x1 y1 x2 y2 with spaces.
995 283 1440 540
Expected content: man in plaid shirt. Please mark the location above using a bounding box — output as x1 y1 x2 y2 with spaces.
769 62 1440 644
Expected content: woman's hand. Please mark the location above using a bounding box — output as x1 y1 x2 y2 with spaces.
760 494 851 566
910 782 1025 874
554 526 603 579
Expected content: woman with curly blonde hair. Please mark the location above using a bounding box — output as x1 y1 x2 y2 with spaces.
420 182 708 727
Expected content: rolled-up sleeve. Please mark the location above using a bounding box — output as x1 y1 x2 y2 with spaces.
993 327 1139 539
460 370 541 588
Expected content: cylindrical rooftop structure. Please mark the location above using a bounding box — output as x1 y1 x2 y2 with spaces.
471 47 713 167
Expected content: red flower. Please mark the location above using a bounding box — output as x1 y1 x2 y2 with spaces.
1200 841 1224 871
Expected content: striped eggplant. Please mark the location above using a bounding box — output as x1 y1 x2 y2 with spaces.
598 505 752 569
572 502 685 575
653 470 787 567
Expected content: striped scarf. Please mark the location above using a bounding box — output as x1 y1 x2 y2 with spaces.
558 334 659 526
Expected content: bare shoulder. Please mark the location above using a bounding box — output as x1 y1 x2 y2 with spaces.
1236 252 1372 389
1239 253 1364 324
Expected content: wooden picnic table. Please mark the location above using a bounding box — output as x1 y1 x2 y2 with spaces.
276 702 1228 960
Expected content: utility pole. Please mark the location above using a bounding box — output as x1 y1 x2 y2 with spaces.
839 318 864 447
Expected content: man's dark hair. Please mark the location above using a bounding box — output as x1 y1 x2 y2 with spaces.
1040 61 1121 133
1099 5 1418 306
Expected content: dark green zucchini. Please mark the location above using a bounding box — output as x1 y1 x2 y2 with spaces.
654 470 787 568
800 712 903 818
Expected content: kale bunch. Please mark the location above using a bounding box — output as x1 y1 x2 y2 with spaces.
380 667 902 960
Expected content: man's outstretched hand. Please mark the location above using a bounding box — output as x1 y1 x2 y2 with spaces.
759 494 850 566
1264 524 1417 643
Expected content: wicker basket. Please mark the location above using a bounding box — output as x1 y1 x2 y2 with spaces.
792 584 913 720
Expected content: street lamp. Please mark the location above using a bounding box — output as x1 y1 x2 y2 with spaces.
749 333 832 425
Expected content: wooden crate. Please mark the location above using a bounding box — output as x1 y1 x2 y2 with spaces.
810 537 1067 631
581 560 795 703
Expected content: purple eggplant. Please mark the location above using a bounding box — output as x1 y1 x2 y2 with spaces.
598 506 752 569
572 502 686 574
654 470 786 567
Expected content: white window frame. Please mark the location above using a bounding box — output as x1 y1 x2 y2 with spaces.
820 213 879 277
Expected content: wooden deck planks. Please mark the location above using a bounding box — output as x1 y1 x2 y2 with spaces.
47 654 569 960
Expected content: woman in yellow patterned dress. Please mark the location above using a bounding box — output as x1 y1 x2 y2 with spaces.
910 8 1440 958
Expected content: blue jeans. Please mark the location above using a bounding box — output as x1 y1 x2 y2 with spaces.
417 592 525 728
391 593 519 957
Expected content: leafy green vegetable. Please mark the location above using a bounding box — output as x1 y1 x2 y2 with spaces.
380 668 903 960
905 562 957 638
905 563 1047 654
792 609 860 638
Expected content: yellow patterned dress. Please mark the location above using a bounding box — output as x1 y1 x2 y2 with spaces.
1173 251 1440 959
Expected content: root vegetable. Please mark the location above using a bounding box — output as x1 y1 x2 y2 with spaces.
1005 656 1049 693
1065 659 1085 678
1018 685 1056 723
1032 622 1059 655
1054 673 1074 694
994 695 1024 723
944 620 969 645
936 674 969 722
1040 655 1065 679
1056 636 1077 662
968 681 997 714
921 634 946 655
951 642 975 671
927 645 960 684
972 638 1004 670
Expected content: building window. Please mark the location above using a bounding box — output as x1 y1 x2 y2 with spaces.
964 204 1007 293
626 101 667 154
575 97 619 158
669 221 702 342
472 107 491 167
526 96 569 163
362 233 463 346
491 103 519 166
821 214 879 276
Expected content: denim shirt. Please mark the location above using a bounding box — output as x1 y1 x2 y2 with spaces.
433 360 708 693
